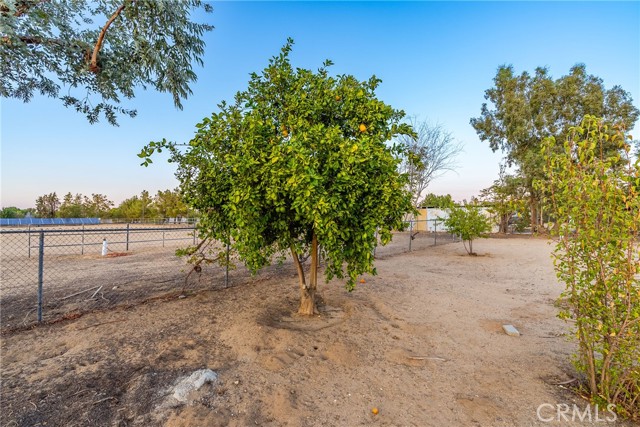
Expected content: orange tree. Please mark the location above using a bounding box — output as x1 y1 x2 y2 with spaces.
141 40 415 315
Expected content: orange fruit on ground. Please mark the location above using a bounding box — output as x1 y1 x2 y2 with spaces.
359 123 367 132
372 407 379 415
360 279 366 283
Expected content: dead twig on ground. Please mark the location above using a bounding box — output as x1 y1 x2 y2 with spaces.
92 396 117 405
551 378 578 386
88 286 103 300
60 286 101 301
22 307 36 325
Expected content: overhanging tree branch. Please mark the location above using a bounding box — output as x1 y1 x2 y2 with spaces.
0 0 50 17
2 0 213 125
90 3 126 73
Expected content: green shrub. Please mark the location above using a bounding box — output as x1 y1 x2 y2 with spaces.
444 205 491 255
540 116 639 420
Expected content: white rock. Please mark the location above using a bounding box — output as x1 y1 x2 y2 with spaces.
502 324 520 337
172 369 218 403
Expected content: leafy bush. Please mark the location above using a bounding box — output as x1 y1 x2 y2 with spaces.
540 116 639 420
444 205 491 255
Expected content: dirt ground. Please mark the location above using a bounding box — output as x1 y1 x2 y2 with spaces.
0 237 634 426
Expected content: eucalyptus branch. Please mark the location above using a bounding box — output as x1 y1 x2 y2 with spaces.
0 0 50 17
3 0 212 125
90 3 126 73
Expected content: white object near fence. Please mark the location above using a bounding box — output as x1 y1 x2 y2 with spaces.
102 238 108 256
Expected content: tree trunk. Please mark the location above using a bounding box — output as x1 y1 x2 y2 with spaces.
291 233 319 316
499 213 509 234
529 195 539 232
537 204 547 233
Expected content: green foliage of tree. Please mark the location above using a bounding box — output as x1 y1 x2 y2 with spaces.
83 193 113 218
539 116 639 419
55 192 112 218
35 192 60 218
58 193 85 218
443 205 491 255
142 40 415 315
110 195 141 219
137 190 154 221
1 0 213 125
0 206 29 218
479 165 528 233
110 190 155 220
420 193 455 209
471 64 639 231
154 189 190 220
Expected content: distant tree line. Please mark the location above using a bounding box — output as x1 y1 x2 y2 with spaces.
0 206 35 219
0 189 193 220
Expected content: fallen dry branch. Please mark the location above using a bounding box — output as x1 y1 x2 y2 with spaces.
92 396 117 405
88 286 103 300
60 286 101 301
550 378 578 386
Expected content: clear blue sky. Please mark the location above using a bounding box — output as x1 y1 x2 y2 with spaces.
1 1 639 209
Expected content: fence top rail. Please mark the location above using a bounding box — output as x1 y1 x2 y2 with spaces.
0 226 196 235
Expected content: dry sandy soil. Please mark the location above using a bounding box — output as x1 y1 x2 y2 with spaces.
0 237 634 426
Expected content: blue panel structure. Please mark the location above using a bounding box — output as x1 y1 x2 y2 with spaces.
0 218 101 226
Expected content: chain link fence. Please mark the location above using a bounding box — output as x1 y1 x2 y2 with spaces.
0 219 458 331
0 224 208 331
373 219 459 258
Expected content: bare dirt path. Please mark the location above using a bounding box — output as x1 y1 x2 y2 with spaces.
0 237 632 426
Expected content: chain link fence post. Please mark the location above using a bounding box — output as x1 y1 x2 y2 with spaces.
434 219 438 246
37 230 44 322
126 223 130 251
408 220 413 251
225 241 230 287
